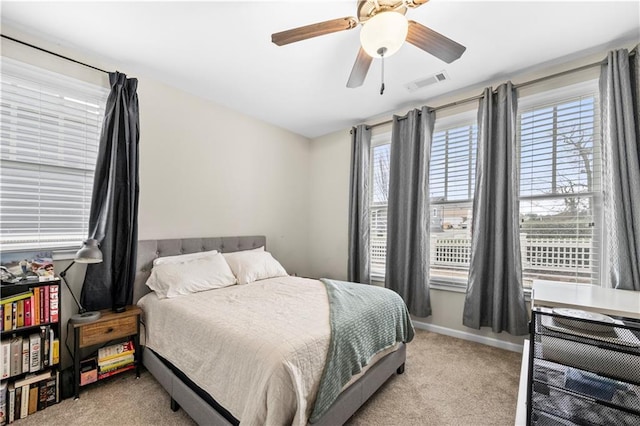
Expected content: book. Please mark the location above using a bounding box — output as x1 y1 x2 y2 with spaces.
51 339 59 366
98 340 135 363
0 305 3 332
98 355 134 373
0 291 32 306
38 287 44 324
36 372 59 410
48 328 54 366
33 289 39 326
1 340 10 379
16 300 24 328
3 303 11 331
43 286 49 323
49 285 59 323
11 302 16 330
28 333 40 373
8 383 15 424
9 336 22 377
21 337 30 374
0 381 6 426
24 297 32 327
97 351 135 368
98 351 135 367
40 327 49 368
13 386 20 423
27 383 38 415
19 384 28 419
97 364 135 380
13 370 51 389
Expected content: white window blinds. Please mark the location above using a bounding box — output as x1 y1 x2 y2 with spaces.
0 58 109 251
518 80 601 286
429 113 477 284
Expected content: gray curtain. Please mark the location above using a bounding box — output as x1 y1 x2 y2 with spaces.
348 124 372 283
385 107 434 317
463 82 528 335
600 47 640 291
81 72 140 311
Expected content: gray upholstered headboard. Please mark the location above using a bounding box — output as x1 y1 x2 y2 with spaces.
133 235 266 304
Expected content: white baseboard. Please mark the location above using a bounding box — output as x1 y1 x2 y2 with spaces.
412 320 524 353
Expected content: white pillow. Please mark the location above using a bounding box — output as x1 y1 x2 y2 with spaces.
222 250 288 285
153 249 218 266
146 253 236 298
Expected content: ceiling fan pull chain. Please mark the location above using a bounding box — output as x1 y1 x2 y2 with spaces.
378 47 387 95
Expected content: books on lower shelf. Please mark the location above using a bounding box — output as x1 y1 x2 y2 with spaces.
98 340 134 363
0 284 59 332
4 370 60 423
86 340 136 381
98 364 135 380
0 327 60 379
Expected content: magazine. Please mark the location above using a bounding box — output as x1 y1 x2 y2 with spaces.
0 251 54 284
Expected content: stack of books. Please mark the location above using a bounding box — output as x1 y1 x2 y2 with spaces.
97 340 135 380
4 370 59 423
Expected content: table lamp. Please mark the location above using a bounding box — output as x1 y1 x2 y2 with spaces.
60 239 103 323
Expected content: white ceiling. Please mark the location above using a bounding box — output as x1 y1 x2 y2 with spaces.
2 1 639 138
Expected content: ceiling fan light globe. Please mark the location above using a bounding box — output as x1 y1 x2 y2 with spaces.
360 11 408 58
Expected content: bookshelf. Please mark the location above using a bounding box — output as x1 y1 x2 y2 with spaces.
70 306 141 399
1 278 62 424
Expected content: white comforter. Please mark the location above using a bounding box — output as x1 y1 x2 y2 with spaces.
138 276 331 425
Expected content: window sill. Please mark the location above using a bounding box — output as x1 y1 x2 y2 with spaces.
372 274 532 302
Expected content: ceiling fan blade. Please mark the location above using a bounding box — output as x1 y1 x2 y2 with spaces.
272 17 358 46
406 20 466 64
405 0 431 8
347 47 373 88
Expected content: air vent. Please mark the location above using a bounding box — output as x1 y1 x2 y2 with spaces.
405 70 449 92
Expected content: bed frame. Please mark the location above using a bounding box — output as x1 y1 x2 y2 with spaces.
133 236 406 426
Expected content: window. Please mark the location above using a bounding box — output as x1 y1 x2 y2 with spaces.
368 111 477 282
429 112 477 284
370 133 391 278
368 80 602 289
518 80 601 287
0 58 109 251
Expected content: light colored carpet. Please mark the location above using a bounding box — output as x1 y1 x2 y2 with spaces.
18 329 522 425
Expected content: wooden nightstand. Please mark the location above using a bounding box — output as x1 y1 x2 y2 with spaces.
71 305 141 399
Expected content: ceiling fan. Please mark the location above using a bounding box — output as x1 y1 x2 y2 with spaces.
271 0 466 91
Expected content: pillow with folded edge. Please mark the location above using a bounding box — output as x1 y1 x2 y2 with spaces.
146 252 237 298
153 249 219 266
222 250 287 285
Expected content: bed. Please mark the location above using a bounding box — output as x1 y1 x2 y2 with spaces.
133 236 412 425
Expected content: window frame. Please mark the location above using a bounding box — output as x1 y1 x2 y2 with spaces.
517 79 602 288
428 109 478 289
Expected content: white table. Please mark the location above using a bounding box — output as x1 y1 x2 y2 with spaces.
531 280 640 320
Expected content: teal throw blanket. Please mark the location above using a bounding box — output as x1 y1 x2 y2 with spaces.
309 279 415 422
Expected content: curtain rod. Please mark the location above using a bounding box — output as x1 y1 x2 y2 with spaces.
366 50 636 130
1 34 110 74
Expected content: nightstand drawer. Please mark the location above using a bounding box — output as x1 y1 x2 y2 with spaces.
79 315 137 347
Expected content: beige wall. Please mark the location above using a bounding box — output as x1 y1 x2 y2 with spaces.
135 78 311 276
308 129 352 280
